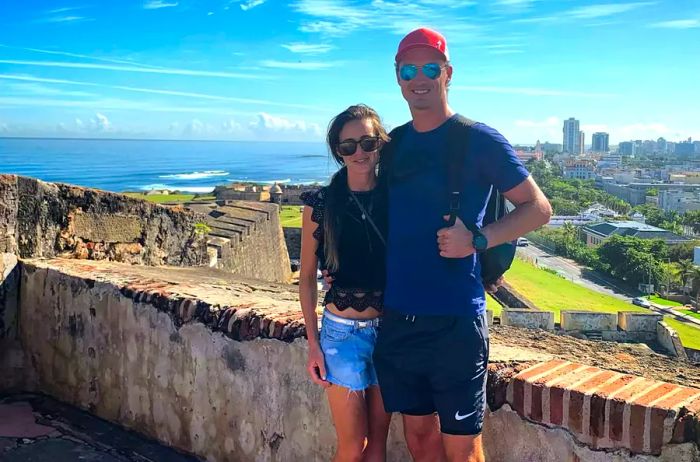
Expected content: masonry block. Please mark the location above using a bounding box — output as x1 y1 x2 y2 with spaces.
618 311 663 332
501 309 554 330
486 309 494 326
560 310 617 332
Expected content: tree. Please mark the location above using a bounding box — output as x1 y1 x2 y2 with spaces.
677 259 695 290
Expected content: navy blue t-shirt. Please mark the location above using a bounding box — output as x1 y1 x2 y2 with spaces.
384 115 530 317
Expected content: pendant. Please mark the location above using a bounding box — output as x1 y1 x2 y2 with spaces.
362 213 366 220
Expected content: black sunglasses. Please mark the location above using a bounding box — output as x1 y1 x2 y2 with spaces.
337 136 382 156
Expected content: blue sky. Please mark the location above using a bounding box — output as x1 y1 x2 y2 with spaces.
0 0 698 144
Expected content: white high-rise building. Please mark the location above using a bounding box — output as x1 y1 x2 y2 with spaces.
563 118 581 154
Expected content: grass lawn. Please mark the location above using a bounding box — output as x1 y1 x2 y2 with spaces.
281 205 303 228
505 257 700 348
124 193 215 203
664 317 700 349
648 295 683 307
486 293 502 318
679 310 700 321
505 258 646 322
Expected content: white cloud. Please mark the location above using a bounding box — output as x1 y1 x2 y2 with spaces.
0 122 8 133
0 73 326 111
650 19 700 29
42 15 93 23
0 44 164 70
292 0 482 41
249 113 322 140
581 124 610 133
91 113 111 131
618 122 671 139
0 60 273 80
452 85 616 98
240 0 266 10
259 59 339 70
144 0 179 9
184 119 205 136
282 42 334 54
513 2 654 24
222 119 243 133
208 11 215 15
75 118 84 129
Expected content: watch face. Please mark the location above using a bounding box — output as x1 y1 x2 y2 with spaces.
474 234 488 251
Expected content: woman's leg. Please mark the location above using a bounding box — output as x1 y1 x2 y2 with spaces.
327 384 369 462
363 385 391 462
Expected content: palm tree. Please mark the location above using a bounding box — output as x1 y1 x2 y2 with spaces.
689 266 700 312
677 259 696 292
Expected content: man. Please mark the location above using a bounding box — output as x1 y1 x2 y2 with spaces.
372 28 552 462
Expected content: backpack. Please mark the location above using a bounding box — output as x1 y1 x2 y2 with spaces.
380 115 516 286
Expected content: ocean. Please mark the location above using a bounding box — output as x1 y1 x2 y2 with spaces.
0 138 336 193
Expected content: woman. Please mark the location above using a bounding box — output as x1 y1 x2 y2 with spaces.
299 104 391 462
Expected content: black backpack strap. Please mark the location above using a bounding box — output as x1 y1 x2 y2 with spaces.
378 122 410 185
446 115 477 228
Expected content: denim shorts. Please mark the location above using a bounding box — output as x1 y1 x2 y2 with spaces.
320 310 380 392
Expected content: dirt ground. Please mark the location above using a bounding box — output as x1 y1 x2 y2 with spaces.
491 325 700 389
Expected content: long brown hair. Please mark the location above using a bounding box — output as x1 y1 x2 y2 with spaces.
323 104 389 273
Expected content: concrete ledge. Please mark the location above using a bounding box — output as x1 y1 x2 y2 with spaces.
501 309 554 330
486 309 494 326
618 311 663 332
657 322 689 360
561 310 617 332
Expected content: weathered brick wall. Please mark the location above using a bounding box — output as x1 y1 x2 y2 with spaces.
12 258 700 462
0 175 208 266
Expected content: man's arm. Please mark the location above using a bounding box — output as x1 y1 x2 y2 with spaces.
481 176 552 249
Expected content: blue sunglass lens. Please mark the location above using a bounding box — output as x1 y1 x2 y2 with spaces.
400 65 417 80
423 63 442 79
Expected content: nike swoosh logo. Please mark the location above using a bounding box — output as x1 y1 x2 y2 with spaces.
455 410 477 421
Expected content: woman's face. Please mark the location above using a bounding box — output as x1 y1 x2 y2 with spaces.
337 118 381 176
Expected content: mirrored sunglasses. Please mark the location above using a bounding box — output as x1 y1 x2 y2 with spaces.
338 136 382 156
399 63 445 81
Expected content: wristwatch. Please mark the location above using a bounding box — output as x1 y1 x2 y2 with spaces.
472 229 488 253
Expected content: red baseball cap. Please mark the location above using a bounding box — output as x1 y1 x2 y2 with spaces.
395 27 449 63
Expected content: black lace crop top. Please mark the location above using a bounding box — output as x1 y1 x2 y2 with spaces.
301 186 387 312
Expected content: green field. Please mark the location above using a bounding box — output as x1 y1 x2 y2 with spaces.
648 295 683 307
505 258 700 348
281 205 303 228
124 193 215 203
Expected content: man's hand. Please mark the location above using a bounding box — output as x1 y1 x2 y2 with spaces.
306 345 330 388
437 215 474 258
485 276 505 294
321 269 334 290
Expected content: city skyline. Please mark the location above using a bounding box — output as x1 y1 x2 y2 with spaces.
1 0 699 143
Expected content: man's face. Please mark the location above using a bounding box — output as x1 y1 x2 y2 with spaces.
396 47 452 112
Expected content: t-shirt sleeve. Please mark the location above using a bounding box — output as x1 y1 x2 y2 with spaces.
474 124 530 193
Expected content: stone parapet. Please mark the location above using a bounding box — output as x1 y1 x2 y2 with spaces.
561 310 617 332
619 311 664 332
501 308 555 330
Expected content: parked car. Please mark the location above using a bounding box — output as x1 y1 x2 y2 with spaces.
516 237 529 247
632 297 651 308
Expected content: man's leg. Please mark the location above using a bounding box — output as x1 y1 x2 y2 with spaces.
402 413 447 462
442 434 485 462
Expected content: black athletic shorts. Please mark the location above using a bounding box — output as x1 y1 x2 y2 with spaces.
373 309 489 436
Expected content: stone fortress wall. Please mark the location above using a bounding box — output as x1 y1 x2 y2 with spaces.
1 177 699 461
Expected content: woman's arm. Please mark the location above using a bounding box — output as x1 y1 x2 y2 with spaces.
299 205 329 387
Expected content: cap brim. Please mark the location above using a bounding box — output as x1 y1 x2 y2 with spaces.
395 43 448 62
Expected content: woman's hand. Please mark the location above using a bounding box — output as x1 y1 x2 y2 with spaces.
307 345 330 388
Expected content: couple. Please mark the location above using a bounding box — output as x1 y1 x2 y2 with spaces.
298 28 552 462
